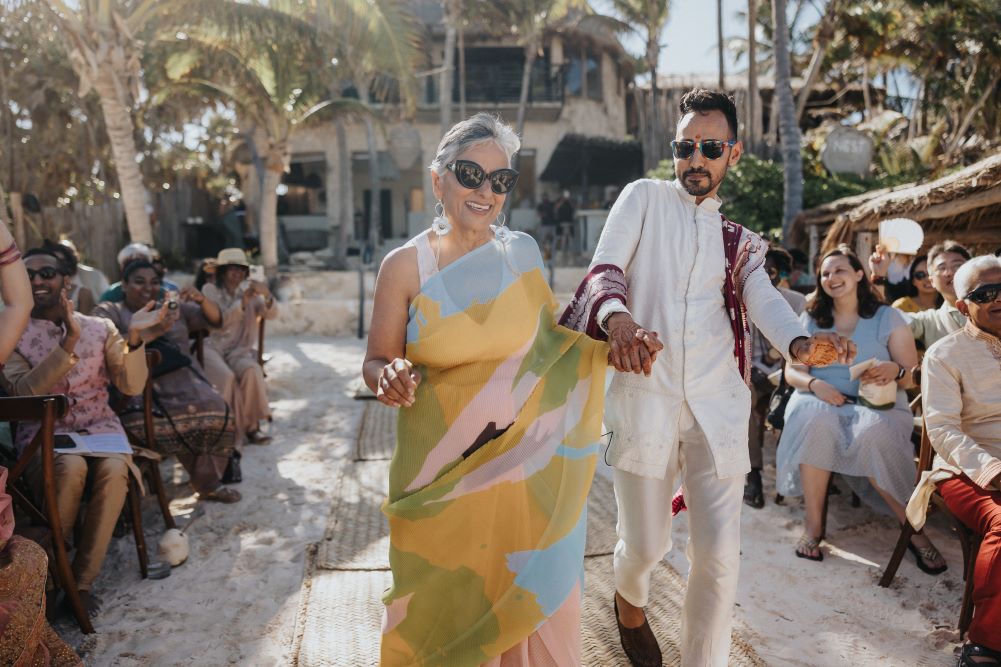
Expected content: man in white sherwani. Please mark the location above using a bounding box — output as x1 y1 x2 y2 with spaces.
587 90 854 667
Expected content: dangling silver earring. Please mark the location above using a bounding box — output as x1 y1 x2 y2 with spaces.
431 200 451 236
492 211 511 243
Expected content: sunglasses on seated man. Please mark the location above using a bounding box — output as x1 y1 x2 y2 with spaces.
27 267 64 281
965 283 1001 304
670 139 737 161
446 160 520 194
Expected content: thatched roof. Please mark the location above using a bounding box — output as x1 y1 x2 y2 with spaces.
792 152 1001 256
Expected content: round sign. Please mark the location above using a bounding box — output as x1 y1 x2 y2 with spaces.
821 127 873 176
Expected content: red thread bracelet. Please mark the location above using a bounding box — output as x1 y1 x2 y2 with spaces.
0 251 22 267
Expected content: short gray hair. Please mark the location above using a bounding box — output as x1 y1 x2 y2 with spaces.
429 113 520 176
955 255 1001 300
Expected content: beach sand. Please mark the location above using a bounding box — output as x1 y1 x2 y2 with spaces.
56 335 962 666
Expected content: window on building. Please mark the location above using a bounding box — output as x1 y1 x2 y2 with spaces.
279 156 326 215
586 53 602 101
453 47 556 104
565 48 602 101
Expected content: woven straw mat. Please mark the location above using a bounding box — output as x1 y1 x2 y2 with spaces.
294 416 766 665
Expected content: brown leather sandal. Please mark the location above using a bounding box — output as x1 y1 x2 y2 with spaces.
198 487 242 503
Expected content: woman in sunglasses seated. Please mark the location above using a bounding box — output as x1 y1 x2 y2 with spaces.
891 254 943 314
92 260 241 503
776 245 946 570
365 113 609 666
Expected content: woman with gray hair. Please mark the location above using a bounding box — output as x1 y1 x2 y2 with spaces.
364 113 611 665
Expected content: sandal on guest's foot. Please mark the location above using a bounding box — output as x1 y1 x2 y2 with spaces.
959 642 1001 666
198 487 242 503
743 469 765 509
247 430 272 445
907 541 947 575
795 534 823 562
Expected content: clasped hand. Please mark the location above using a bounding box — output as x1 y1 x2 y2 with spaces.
377 358 422 408
606 313 664 376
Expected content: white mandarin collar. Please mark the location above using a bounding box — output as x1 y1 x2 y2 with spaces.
671 179 722 214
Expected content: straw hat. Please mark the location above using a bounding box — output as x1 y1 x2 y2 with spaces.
215 248 250 268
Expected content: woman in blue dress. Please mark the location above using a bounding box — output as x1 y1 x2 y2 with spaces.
776 245 946 572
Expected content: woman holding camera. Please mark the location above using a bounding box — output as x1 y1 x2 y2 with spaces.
199 248 277 447
92 259 240 502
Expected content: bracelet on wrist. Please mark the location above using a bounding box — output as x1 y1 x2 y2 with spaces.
895 363 906 380
807 377 818 393
0 241 19 259
872 275 887 286
0 251 22 267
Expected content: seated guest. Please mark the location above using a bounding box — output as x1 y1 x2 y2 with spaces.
92 260 240 503
3 247 163 614
776 246 945 568
59 237 110 298
875 240 971 347
891 254 942 314
40 239 97 315
99 243 178 303
200 249 277 446
745 247 807 508
0 468 82 665
906 255 1001 666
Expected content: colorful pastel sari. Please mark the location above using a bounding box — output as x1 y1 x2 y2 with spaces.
381 232 608 666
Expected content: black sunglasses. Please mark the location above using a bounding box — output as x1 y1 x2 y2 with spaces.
446 160 519 194
965 283 1001 305
27 267 62 281
913 270 929 280
671 139 737 161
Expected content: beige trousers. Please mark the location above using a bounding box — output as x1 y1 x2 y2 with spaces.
202 347 270 450
612 404 743 667
52 454 130 591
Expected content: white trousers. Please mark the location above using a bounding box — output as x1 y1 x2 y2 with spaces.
612 405 743 667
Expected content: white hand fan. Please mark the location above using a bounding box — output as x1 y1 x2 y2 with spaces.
878 218 923 255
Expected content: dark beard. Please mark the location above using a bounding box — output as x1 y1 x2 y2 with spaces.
681 167 725 197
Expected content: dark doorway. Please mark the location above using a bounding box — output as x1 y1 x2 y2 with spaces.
363 189 392 242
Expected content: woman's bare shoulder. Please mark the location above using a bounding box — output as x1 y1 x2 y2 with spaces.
377 245 420 300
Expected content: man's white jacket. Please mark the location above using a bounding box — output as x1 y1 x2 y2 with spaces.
592 179 808 479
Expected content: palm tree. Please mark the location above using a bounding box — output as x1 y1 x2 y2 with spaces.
717 0 725 89
746 0 763 154
39 0 169 244
771 0 802 239
305 0 421 254
440 0 461 136
607 1 670 173
794 0 841 123
153 9 369 275
483 0 591 156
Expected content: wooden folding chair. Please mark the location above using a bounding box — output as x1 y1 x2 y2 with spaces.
120 349 177 532
257 314 269 377
0 394 95 634
878 415 980 638
189 328 208 368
